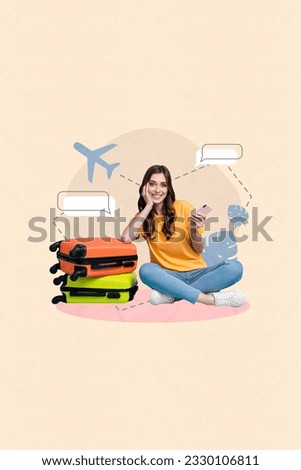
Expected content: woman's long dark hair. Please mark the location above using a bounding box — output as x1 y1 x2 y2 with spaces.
138 165 176 240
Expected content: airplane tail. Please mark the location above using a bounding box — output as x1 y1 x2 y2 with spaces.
106 162 120 179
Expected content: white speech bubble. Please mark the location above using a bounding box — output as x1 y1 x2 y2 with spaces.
57 191 116 216
195 144 243 166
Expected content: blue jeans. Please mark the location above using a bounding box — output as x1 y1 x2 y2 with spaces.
139 260 243 304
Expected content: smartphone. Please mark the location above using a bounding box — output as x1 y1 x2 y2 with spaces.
197 204 213 216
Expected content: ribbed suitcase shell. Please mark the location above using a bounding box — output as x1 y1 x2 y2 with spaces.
52 272 138 304
49 237 137 280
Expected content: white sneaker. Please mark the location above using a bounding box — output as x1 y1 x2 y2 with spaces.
212 291 246 307
149 289 175 305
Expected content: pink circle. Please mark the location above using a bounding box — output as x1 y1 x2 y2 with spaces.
56 288 249 323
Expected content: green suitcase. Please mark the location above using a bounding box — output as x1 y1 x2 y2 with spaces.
52 272 138 304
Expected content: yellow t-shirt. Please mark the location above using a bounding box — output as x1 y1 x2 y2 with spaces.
140 200 207 271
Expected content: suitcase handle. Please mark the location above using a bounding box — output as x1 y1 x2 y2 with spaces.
129 282 139 301
92 261 123 270
91 260 135 270
69 289 121 299
70 289 105 297
123 261 135 267
57 253 137 266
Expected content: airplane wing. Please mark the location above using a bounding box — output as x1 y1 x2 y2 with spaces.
74 142 117 158
91 143 117 156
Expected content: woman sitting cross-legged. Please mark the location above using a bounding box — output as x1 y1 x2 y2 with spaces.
121 164 245 307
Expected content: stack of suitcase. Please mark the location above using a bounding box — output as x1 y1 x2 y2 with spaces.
49 237 138 304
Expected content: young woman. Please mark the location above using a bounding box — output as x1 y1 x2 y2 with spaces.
122 165 245 307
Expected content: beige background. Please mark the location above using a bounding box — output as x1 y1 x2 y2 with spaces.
1 0 301 449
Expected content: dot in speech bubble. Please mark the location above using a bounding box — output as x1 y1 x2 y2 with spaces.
57 191 116 216
195 144 243 166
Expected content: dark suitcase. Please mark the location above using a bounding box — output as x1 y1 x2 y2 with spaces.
52 272 138 304
49 237 138 280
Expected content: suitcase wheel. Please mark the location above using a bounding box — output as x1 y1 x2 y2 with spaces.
70 267 87 281
53 275 66 286
49 241 62 252
52 295 65 304
69 244 87 258
49 263 60 274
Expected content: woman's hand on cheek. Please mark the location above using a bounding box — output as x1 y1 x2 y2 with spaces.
142 183 154 207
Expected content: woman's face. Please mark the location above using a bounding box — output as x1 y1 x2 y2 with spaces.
148 172 168 205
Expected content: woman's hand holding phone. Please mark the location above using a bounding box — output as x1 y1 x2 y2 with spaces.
197 204 213 216
190 205 212 229
190 212 206 229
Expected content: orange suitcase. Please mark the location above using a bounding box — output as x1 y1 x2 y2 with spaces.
49 237 138 281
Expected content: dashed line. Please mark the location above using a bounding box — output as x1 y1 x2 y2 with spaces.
246 194 253 207
115 300 150 311
119 174 140 186
227 167 253 207
52 213 67 239
52 165 252 231
175 166 205 180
